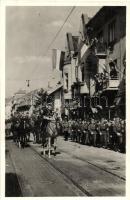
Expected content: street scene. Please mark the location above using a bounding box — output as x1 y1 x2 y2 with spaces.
5 6 126 197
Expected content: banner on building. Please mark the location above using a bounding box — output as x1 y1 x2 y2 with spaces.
52 49 65 71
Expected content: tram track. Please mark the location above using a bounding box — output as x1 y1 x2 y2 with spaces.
30 145 93 196
6 140 125 196
30 142 125 196
58 147 126 181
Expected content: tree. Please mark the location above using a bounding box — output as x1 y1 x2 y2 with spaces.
34 88 54 116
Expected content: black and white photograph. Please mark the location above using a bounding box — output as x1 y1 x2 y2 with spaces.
5 5 126 197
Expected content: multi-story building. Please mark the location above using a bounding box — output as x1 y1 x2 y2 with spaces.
76 6 126 120
62 32 79 118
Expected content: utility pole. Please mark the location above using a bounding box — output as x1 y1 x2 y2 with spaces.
26 80 30 88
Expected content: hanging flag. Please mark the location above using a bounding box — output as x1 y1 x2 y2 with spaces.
52 49 65 71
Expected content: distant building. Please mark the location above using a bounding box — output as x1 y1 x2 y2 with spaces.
62 32 79 118
5 98 13 120
48 84 63 118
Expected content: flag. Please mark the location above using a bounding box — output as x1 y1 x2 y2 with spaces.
52 49 65 71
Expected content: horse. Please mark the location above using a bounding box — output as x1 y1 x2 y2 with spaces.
42 116 60 158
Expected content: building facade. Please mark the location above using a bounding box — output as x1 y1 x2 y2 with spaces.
73 6 126 120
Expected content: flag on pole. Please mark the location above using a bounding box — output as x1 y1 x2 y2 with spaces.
52 49 65 71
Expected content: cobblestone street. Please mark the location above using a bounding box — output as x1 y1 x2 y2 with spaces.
6 135 125 196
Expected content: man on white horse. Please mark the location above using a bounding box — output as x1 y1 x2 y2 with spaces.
42 112 60 157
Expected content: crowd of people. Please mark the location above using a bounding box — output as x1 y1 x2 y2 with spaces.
62 117 126 153
5 111 126 153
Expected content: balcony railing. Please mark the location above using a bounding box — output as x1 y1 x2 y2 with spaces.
95 74 120 94
104 78 120 90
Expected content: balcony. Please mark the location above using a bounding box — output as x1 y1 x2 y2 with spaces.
102 77 120 91
80 82 89 94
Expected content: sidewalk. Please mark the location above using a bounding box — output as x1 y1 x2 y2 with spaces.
56 136 126 180
29 134 125 179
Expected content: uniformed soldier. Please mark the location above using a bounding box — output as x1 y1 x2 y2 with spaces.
120 119 126 153
115 118 122 151
104 119 109 148
62 116 69 141
34 114 41 143
113 118 120 151
68 119 72 140
77 119 82 143
99 118 107 148
71 120 76 142
74 119 79 142
95 120 101 147
88 118 97 147
82 120 89 145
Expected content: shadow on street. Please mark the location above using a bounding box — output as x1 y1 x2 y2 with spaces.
5 173 22 197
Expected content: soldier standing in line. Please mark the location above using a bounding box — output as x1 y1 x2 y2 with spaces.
88 118 97 147
113 118 120 151
104 119 109 148
83 120 89 145
68 119 72 140
96 120 101 147
63 116 69 141
74 119 79 142
34 114 41 143
77 119 82 143
25 112 31 142
115 118 122 152
121 119 126 153
108 120 115 150
100 118 106 148
71 120 76 142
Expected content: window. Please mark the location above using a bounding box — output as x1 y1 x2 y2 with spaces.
84 96 87 107
97 30 103 43
75 66 78 79
108 20 116 43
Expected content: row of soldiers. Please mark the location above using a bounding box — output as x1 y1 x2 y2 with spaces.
62 117 126 153
7 111 126 153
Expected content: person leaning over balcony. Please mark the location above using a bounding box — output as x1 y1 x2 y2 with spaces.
109 62 118 79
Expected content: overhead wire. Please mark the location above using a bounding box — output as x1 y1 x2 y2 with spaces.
30 6 76 78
